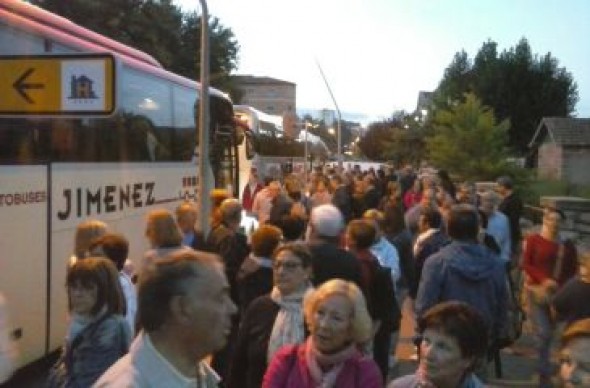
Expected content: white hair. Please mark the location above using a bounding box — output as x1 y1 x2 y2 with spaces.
309 204 344 238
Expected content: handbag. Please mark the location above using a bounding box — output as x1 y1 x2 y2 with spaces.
526 242 565 305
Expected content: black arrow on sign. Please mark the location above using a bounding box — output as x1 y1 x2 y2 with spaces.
13 68 45 104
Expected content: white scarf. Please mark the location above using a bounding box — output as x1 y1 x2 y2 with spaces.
413 228 439 256
267 284 312 363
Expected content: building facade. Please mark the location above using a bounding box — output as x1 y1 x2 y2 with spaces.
529 117 590 185
232 75 296 116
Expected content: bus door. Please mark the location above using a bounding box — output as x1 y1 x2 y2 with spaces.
0 164 49 365
213 124 238 198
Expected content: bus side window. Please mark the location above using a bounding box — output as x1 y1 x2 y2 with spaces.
126 115 155 162
0 120 44 164
51 119 77 162
172 85 196 161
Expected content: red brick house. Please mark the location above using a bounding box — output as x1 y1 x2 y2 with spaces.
529 117 590 184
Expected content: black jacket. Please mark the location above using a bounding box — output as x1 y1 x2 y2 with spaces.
331 185 352 222
237 262 273 313
227 296 280 388
498 193 523 252
187 228 208 251
308 241 362 289
206 224 250 304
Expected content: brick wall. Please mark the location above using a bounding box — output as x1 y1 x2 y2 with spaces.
537 142 562 180
562 147 590 185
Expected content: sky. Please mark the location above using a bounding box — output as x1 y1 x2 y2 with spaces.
176 0 590 124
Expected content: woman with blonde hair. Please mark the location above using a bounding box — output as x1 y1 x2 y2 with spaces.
263 279 382 388
140 209 190 274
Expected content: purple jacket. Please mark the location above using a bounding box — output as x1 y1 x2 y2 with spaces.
262 343 382 388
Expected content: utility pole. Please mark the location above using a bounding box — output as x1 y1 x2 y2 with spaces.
197 0 212 235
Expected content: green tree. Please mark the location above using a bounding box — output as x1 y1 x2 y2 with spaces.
380 127 425 166
435 38 578 157
32 0 240 90
174 12 240 91
360 112 427 164
358 120 395 161
426 93 517 181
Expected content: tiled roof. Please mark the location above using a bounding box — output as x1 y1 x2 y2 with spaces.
529 117 590 147
231 75 295 86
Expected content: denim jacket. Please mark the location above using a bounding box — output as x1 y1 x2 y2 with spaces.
48 314 131 388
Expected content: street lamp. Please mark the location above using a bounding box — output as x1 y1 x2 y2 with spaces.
316 60 342 169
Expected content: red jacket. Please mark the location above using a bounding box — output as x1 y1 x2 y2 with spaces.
242 183 263 212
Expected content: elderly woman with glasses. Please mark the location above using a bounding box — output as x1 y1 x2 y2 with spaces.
228 243 314 388
262 278 382 388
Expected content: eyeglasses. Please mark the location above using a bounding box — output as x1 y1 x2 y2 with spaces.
272 260 302 271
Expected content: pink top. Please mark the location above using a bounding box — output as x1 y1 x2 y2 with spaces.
262 343 382 388
403 190 422 210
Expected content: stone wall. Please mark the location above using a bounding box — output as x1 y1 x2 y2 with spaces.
540 196 590 242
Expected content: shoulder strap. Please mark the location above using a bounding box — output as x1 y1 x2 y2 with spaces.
552 242 566 281
66 314 111 368
70 314 110 351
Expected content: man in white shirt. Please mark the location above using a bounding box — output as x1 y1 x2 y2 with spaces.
94 250 237 388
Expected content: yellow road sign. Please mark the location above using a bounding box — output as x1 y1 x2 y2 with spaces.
0 54 115 116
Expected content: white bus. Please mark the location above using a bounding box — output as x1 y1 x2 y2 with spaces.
0 0 239 368
234 105 329 197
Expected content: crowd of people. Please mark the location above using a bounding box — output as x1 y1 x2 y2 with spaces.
2 163 590 387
